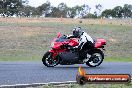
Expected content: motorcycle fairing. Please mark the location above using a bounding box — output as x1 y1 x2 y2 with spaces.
94 39 106 48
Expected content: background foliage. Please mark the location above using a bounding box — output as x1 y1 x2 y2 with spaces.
0 0 132 18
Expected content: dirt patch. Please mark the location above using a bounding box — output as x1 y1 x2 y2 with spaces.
0 17 132 26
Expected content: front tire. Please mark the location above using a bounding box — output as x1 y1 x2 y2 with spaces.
42 51 59 67
86 49 104 67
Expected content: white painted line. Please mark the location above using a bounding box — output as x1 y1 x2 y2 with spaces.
0 81 76 88
0 79 131 88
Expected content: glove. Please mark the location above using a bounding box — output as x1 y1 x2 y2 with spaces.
67 46 73 50
73 46 79 51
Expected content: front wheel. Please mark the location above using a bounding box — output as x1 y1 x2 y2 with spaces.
86 49 104 67
42 51 60 67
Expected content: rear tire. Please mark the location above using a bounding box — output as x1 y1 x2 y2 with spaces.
86 49 104 67
42 51 59 67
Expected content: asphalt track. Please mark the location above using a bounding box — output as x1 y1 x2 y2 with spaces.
0 62 132 85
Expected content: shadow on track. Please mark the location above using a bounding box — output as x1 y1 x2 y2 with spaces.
41 65 106 70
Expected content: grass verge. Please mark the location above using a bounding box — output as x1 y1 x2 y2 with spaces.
28 82 132 88
0 18 132 62
0 56 132 62
104 57 132 62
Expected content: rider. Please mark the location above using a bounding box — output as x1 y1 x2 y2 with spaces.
67 27 94 52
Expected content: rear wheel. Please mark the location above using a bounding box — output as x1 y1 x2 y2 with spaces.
86 49 104 67
42 51 59 67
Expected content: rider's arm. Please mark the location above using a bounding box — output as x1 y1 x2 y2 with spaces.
77 34 87 50
67 35 76 39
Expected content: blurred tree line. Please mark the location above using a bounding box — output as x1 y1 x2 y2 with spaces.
101 4 132 18
0 0 132 18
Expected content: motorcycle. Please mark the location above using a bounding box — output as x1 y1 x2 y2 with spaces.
42 32 106 67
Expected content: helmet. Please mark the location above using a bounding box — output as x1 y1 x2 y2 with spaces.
73 27 83 37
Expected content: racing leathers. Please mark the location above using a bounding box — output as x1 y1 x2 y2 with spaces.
68 31 94 51
77 31 94 51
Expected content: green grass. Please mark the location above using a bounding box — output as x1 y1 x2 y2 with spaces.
0 19 132 62
0 57 132 62
105 57 132 62
0 56 42 61
0 55 132 62
29 82 132 88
